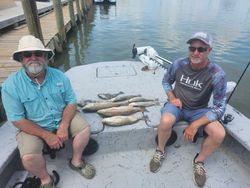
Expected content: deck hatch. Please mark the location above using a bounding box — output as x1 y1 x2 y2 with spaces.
96 65 137 78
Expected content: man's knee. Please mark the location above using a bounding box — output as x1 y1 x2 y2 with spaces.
161 113 176 125
81 126 91 136
70 113 90 137
74 126 91 139
205 121 226 141
22 153 42 162
159 113 176 131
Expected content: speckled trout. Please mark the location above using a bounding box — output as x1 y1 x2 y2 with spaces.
97 106 147 117
82 100 129 112
97 91 124 100
110 94 141 102
102 114 148 126
128 97 159 103
129 101 160 107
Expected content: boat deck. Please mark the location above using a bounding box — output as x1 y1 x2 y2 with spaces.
5 61 250 188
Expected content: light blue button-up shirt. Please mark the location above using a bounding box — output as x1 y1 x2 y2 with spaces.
1 67 77 131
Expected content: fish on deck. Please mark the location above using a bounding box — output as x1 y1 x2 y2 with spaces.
97 91 124 100
82 100 129 112
102 114 148 126
77 99 97 107
97 106 147 117
129 101 160 107
110 95 141 102
128 97 159 103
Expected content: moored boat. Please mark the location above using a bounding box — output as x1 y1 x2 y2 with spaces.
94 0 116 5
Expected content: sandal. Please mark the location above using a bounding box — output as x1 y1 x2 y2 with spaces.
69 160 96 179
40 176 55 188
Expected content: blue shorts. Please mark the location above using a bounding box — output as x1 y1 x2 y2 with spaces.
161 102 210 136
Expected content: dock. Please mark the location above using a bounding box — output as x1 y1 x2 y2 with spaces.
0 0 93 85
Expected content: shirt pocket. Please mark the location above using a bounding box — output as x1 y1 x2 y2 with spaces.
21 93 44 118
51 86 66 110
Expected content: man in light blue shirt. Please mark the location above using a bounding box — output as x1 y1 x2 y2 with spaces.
2 35 95 188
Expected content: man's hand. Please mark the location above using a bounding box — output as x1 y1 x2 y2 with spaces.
169 98 182 109
43 132 63 149
56 123 69 143
183 124 198 142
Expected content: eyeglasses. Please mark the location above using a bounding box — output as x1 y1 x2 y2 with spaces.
189 46 208 53
22 51 44 58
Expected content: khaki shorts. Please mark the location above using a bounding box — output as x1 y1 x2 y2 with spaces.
16 113 89 157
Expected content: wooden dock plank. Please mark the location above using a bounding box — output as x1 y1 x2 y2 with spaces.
0 1 82 85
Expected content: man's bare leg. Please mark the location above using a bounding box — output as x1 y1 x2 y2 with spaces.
157 113 176 152
196 121 225 162
71 126 90 166
22 154 51 185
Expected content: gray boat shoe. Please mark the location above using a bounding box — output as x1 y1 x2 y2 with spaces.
149 149 165 173
193 153 206 187
69 160 96 179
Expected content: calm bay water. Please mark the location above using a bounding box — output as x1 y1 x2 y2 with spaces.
55 0 250 117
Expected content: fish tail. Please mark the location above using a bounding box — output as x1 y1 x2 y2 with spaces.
101 119 107 125
155 101 160 106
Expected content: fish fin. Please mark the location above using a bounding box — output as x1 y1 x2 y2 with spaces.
98 93 110 100
141 107 148 112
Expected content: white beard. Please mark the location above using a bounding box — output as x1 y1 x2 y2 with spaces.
24 61 47 76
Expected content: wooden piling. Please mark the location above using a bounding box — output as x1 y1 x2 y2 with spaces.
80 0 87 16
75 0 82 21
21 0 44 43
68 0 76 27
52 0 66 52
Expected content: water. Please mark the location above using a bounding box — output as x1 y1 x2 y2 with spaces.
54 0 250 118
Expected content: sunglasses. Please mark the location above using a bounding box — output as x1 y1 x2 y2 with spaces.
22 51 44 58
189 46 208 53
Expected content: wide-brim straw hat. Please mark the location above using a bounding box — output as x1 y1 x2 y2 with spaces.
12 35 54 62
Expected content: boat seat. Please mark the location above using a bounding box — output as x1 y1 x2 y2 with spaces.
43 137 99 159
223 105 250 151
0 121 18 172
0 121 19 187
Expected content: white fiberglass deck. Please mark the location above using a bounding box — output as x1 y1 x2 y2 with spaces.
6 61 250 188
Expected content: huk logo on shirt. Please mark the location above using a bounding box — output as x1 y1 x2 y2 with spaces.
179 75 203 91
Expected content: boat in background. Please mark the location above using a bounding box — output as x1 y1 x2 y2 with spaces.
1 47 250 188
94 0 116 5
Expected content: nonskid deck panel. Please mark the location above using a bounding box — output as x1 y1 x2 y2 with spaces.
6 124 250 188
42 125 250 187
